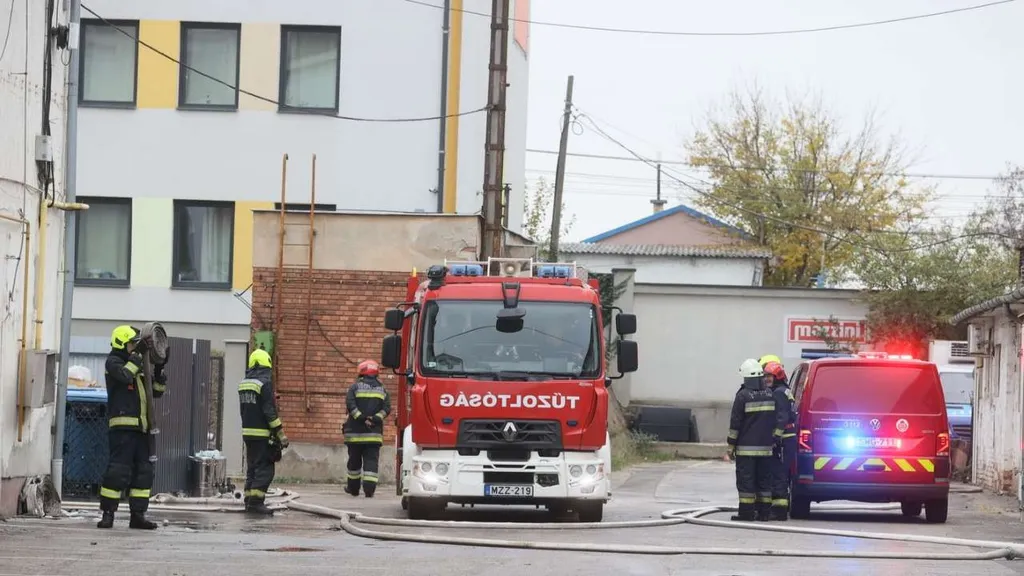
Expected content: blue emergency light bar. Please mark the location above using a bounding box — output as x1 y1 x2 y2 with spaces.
536 265 572 278
449 264 484 277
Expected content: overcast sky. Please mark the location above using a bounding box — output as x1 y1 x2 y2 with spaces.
520 0 1024 242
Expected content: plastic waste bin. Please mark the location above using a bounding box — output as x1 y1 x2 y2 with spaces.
62 387 109 500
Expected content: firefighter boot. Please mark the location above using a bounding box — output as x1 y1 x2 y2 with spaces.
769 505 789 521
363 482 376 498
754 501 771 521
96 510 115 529
129 513 158 530
730 503 756 522
344 477 361 497
245 497 275 516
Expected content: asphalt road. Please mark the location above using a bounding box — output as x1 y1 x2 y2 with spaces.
2 460 1022 576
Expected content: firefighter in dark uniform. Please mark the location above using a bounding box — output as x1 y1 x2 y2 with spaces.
239 348 288 515
727 358 777 521
343 360 391 498
97 325 167 530
764 361 797 521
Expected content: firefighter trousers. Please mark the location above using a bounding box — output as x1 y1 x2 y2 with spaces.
99 429 154 515
244 437 276 504
735 455 773 520
346 443 381 497
770 437 797 515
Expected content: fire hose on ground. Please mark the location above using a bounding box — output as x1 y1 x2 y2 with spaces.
58 483 1024 561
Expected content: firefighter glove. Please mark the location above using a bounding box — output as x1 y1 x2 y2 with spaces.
128 352 145 368
726 445 735 459
276 430 289 449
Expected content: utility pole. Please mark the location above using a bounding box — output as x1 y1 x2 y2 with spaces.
651 162 666 213
548 75 574 262
480 0 510 260
53 0 81 496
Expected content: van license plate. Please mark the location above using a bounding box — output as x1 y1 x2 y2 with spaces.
854 437 900 448
485 484 534 497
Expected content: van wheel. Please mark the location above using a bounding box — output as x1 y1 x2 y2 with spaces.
576 502 604 523
900 501 922 517
790 496 811 519
924 498 948 524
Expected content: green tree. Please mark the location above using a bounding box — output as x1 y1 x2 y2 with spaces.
853 217 1016 351
522 177 575 260
685 87 928 286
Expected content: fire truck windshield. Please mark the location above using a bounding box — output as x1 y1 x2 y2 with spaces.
419 300 601 378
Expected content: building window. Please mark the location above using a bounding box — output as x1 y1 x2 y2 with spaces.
172 201 234 289
179 22 241 109
279 25 341 112
80 19 139 106
75 198 132 286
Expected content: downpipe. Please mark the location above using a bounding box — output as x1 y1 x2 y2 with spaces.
58 486 1023 561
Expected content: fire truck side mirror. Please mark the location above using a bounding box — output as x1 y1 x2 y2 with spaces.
384 309 405 332
615 340 639 375
615 313 637 336
381 334 403 369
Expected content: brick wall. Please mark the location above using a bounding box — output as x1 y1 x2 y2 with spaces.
251 267 410 445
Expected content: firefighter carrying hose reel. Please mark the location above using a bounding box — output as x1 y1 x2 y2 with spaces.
727 358 777 522
97 323 169 530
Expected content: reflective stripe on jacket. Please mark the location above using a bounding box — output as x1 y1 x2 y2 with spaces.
238 366 283 438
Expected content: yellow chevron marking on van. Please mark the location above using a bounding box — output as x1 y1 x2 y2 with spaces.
833 458 855 471
894 458 916 472
858 458 891 472
813 457 831 471
917 458 935 473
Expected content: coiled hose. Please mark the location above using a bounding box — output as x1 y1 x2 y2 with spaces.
60 486 1023 561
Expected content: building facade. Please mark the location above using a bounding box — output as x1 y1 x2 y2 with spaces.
1 0 69 515
70 0 531 352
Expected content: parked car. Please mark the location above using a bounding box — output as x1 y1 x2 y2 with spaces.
937 363 974 442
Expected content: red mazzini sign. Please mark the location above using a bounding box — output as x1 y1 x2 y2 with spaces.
787 318 867 343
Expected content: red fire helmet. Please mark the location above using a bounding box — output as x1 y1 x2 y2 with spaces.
358 359 380 377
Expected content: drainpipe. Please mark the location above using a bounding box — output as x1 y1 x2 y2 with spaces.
53 0 82 497
435 0 451 213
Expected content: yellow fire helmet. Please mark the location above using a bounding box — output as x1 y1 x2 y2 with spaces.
248 348 272 369
758 354 782 368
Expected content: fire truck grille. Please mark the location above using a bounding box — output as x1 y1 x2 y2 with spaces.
457 419 562 450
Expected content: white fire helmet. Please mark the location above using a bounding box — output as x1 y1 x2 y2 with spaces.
738 358 763 378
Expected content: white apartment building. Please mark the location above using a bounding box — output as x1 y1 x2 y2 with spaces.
70 0 532 350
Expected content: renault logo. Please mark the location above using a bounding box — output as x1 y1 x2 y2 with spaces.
502 422 518 441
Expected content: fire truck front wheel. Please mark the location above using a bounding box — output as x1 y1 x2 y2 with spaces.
407 497 445 521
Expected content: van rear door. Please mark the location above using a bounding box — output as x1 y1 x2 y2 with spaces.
806 361 947 485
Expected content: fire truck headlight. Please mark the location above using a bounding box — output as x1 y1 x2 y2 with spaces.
421 462 433 473
585 464 597 475
569 465 583 478
435 463 449 476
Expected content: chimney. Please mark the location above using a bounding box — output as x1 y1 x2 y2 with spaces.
651 198 667 213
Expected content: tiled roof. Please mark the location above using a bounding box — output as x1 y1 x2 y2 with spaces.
560 242 772 259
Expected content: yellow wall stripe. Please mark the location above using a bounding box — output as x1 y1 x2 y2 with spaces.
137 20 180 109
233 201 275 290
442 0 464 214
239 23 280 111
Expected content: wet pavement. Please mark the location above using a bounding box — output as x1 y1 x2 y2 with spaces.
1 460 1022 575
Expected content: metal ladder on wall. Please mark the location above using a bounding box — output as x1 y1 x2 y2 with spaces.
273 153 318 412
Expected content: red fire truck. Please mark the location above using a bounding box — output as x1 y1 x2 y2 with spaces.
378 258 639 522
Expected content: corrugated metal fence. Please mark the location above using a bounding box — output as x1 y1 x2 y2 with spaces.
64 335 216 499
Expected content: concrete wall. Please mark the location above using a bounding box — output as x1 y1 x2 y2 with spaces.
968 311 1023 503
0 0 68 515
570 254 763 286
626 283 869 442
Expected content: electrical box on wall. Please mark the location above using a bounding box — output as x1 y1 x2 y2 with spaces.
253 331 275 357
23 349 57 408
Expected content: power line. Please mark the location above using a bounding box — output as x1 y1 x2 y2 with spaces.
80 3 488 123
525 148 1006 181
571 108 1012 254
401 0 1017 37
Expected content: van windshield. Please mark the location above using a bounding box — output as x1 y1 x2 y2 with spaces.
809 364 943 414
939 371 973 405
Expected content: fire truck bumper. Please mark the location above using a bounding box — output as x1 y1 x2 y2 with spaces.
405 450 610 503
